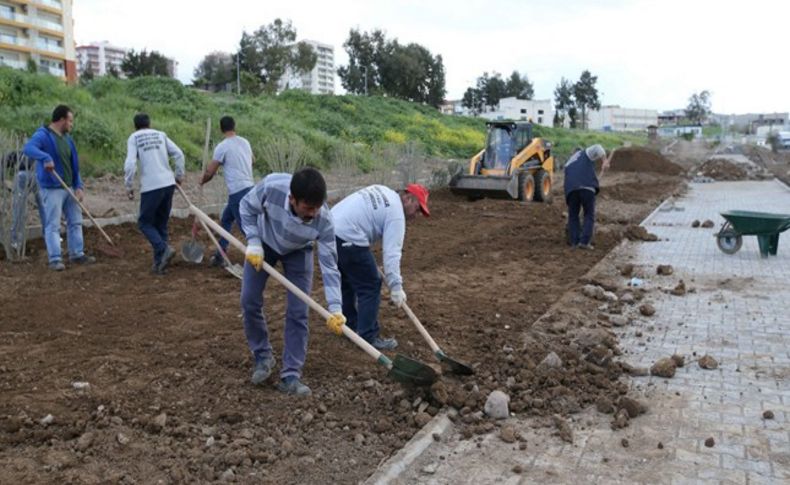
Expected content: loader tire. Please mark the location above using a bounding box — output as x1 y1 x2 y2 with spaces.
533 170 552 203
517 171 535 202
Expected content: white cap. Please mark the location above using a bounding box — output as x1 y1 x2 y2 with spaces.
585 144 606 161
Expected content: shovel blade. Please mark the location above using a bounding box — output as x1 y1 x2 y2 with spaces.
225 263 243 280
181 240 205 263
387 354 439 387
437 351 475 375
97 241 124 258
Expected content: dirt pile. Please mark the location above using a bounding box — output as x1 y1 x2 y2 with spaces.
606 147 684 176
698 158 748 180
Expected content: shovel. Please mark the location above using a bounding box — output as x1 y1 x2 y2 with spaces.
51 171 123 258
180 219 205 263
187 201 438 387
379 268 474 375
176 186 242 279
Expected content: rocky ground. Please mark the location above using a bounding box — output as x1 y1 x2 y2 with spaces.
0 151 684 484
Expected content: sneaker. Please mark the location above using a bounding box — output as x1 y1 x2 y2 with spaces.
156 246 176 273
71 255 96 265
577 243 595 251
251 355 276 386
210 254 227 268
371 336 398 351
276 377 312 396
48 261 65 271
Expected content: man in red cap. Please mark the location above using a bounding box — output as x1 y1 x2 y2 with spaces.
330 184 430 349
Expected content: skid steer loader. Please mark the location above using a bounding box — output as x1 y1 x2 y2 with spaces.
450 121 554 202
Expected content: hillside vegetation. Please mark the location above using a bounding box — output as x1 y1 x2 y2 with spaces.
0 68 645 177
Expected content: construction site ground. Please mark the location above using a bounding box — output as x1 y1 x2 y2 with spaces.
0 151 725 484
377 179 790 484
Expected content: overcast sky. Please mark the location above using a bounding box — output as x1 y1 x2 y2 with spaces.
74 0 789 114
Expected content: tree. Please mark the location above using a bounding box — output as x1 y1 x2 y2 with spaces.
26 58 37 73
193 51 234 91
338 29 446 107
236 18 317 94
107 64 121 78
685 90 711 124
79 63 94 86
505 71 534 100
121 49 170 78
461 87 483 115
573 70 600 130
553 77 575 128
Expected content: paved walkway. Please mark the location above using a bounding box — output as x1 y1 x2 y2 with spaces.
368 180 790 485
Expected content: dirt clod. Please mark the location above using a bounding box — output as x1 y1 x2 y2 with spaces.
620 264 635 277
552 415 573 443
704 437 715 448
698 355 719 370
414 412 433 427
650 358 677 378
701 220 715 228
671 280 686 296
500 425 518 444
621 438 629 448
618 397 647 418
596 397 614 414
611 409 630 430
691 220 700 228
657 265 674 275
670 354 685 368
512 464 523 474
639 303 656 317
658 442 664 449
762 410 775 420
625 226 659 242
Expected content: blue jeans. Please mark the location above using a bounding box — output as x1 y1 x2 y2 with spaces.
567 189 596 246
40 187 84 263
11 170 45 245
336 238 382 343
240 242 313 379
217 187 252 257
138 185 175 264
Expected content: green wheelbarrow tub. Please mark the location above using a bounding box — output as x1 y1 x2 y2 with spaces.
718 211 790 257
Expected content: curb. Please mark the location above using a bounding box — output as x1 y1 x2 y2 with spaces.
362 413 453 485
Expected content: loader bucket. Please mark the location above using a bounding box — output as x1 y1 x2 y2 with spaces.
384 354 439 387
449 174 519 200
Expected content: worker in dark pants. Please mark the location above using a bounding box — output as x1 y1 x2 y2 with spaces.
564 144 609 250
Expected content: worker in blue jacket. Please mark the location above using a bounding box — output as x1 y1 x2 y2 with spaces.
563 144 609 250
23 105 95 271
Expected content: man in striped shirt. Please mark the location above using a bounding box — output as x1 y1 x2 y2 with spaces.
239 168 345 396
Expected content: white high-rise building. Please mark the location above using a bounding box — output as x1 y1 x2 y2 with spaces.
278 40 335 95
76 41 126 76
586 106 658 132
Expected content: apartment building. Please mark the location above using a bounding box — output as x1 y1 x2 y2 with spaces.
278 40 335 95
479 97 554 127
0 0 76 82
586 106 658 132
76 41 126 77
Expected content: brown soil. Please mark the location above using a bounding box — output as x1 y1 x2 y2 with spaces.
0 171 682 484
606 147 684 176
698 158 749 180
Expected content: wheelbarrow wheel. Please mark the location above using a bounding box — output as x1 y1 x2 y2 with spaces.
717 228 743 255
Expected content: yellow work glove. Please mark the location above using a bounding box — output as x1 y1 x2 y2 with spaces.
245 242 264 271
326 313 346 336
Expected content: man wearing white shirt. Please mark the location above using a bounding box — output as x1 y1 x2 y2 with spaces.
330 184 430 350
199 116 255 267
124 113 185 274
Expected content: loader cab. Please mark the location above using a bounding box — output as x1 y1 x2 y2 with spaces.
479 122 533 173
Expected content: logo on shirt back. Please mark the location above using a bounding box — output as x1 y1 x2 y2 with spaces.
364 186 391 210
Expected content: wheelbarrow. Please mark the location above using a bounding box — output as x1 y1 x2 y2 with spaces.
716 210 790 257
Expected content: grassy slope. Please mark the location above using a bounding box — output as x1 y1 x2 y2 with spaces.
0 68 644 177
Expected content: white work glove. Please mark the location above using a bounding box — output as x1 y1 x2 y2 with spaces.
390 289 407 308
245 242 264 271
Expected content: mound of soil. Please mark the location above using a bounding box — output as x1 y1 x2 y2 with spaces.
698 158 748 181
606 147 684 176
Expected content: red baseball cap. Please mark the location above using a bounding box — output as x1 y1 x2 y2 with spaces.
405 183 430 217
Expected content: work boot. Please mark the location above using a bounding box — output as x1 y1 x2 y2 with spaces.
277 376 312 396
48 261 65 271
251 355 276 386
156 246 176 273
371 336 398 351
210 254 227 268
71 255 96 265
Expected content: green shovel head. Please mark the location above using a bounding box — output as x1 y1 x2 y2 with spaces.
387 353 439 387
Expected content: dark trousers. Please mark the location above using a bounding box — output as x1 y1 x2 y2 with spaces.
336 237 382 343
240 242 313 379
567 189 596 246
217 187 252 257
138 185 175 264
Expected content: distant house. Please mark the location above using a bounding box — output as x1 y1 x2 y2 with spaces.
657 124 703 138
479 97 554 127
586 106 658 132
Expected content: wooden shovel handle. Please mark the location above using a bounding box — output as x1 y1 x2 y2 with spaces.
378 267 440 353
51 171 115 246
174 185 389 366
